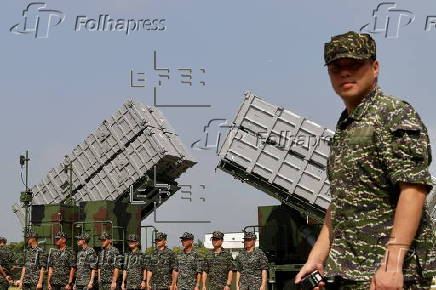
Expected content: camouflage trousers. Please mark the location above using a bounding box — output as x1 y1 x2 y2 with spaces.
325 277 433 290
22 283 38 289
239 281 261 290
0 280 9 290
99 282 122 290
51 284 68 290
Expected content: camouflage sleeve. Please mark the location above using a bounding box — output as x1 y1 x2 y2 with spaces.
114 248 122 270
39 251 48 269
172 252 179 272
258 250 268 271
195 253 202 273
142 253 147 271
46 251 52 268
69 249 77 268
202 254 209 273
89 250 98 270
235 254 241 272
375 102 433 192
226 253 233 273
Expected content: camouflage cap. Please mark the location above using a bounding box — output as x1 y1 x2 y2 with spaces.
243 231 257 240
211 231 224 240
324 31 376 66
179 232 194 240
54 231 67 239
154 232 167 241
100 232 112 240
0 236 7 243
75 233 90 242
127 233 139 242
25 230 38 239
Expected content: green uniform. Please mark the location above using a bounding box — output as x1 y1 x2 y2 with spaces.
123 249 147 290
235 248 268 290
98 245 122 290
175 250 201 290
47 247 76 289
0 245 13 289
76 246 98 288
324 85 436 287
202 248 233 290
22 246 47 289
148 247 177 289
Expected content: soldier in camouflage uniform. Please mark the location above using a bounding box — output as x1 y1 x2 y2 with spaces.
146 232 177 290
201 231 233 290
18 231 47 289
121 234 147 290
76 233 98 289
174 232 201 290
98 232 122 290
47 231 76 290
0 236 14 289
235 232 268 290
295 31 436 290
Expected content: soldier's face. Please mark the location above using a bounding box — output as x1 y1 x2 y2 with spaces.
155 239 166 248
128 241 139 250
26 237 35 246
327 58 379 101
181 239 193 248
55 237 66 247
243 239 255 248
211 238 223 248
77 239 84 247
101 239 111 248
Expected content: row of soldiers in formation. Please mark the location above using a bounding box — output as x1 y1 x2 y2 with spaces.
0 230 269 290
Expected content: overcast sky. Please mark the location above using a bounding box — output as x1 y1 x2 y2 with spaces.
1 0 436 247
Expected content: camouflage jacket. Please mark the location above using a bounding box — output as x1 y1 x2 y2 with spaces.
148 247 177 289
76 246 98 286
175 250 201 289
0 245 13 274
202 248 233 289
22 246 47 285
98 245 122 284
47 247 76 286
123 249 147 289
324 85 436 281
235 248 268 287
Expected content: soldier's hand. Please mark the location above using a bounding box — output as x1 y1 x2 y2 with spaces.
87 282 93 289
121 282 126 290
65 284 72 290
141 281 147 289
37 282 43 289
224 286 230 290
194 286 200 290
370 266 404 290
18 280 23 289
110 281 117 290
294 261 326 290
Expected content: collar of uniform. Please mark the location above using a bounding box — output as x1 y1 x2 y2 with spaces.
337 85 381 126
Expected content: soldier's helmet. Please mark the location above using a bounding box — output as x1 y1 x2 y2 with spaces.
100 232 112 241
0 236 7 243
211 231 224 240
75 233 91 242
25 230 38 239
179 232 194 240
127 234 139 242
243 231 257 240
54 231 67 239
324 31 376 66
154 232 167 241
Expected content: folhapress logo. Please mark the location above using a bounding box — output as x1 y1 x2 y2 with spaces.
10 2 65 39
